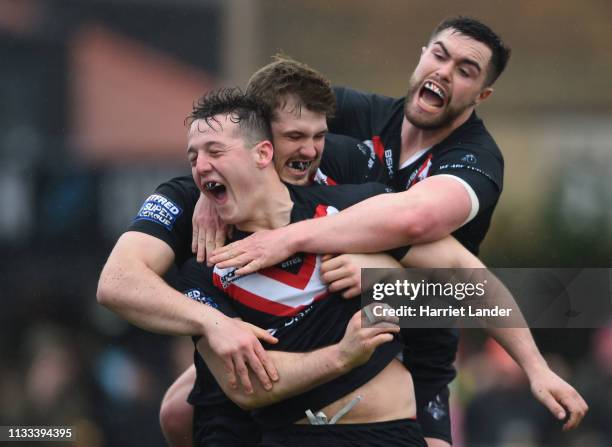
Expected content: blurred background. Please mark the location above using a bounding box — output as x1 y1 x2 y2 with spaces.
0 0 611 445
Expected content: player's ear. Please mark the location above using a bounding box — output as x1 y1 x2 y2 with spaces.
254 140 274 168
475 86 493 105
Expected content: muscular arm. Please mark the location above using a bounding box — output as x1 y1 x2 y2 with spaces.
198 311 398 410
211 176 471 273
402 237 588 429
97 231 280 392
97 231 221 335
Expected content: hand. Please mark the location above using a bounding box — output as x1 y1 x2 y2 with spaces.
336 307 400 370
199 313 279 394
321 253 402 299
191 192 227 265
210 227 294 275
320 254 362 299
527 366 588 430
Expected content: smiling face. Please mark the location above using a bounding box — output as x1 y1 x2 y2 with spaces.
271 96 327 186
187 114 264 224
404 28 493 130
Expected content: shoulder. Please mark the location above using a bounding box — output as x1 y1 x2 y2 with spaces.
289 183 391 212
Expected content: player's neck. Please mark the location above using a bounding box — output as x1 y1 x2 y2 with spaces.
235 178 293 233
400 108 472 162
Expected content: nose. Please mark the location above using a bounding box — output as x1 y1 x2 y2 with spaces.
299 140 318 159
195 153 213 175
435 61 453 84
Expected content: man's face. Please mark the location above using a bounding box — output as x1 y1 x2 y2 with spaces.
187 115 259 224
271 96 327 186
404 28 493 130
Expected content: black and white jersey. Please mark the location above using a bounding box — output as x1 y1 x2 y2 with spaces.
329 86 505 402
128 179 406 429
330 86 504 255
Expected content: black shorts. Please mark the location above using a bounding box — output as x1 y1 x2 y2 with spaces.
414 384 452 444
260 418 426 447
193 403 261 447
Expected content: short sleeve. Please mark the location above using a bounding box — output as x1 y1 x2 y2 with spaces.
127 176 199 265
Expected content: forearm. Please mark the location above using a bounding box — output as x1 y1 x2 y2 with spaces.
487 327 547 377
200 342 348 410
290 179 468 256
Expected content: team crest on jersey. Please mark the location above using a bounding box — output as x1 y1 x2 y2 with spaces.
406 153 433 189
212 205 338 316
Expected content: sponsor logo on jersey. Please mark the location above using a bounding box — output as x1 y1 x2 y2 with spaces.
134 194 183 231
372 136 394 180
406 153 433 189
211 205 338 317
184 288 218 308
461 153 477 164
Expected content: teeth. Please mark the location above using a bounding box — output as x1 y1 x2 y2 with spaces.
205 181 221 191
424 82 445 100
288 161 312 171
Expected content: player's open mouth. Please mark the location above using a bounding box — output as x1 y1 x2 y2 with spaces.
203 181 228 203
287 160 312 174
418 81 446 111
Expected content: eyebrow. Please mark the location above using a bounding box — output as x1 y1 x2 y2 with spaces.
433 41 482 74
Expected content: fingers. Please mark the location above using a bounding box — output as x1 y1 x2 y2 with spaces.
233 356 253 394
191 227 199 254
245 350 272 391
538 389 567 421
341 286 361 299
253 342 279 383
321 267 349 285
196 231 207 263
560 391 588 431
210 244 236 263
366 332 395 349
223 357 238 391
320 256 344 274
235 260 262 276
328 277 355 293
247 323 279 345
204 230 216 265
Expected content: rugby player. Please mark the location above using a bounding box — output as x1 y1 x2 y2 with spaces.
207 17 588 445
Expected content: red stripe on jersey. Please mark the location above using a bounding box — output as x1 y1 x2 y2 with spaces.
223 279 330 316
259 253 317 289
314 204 329 218
373 135 385 163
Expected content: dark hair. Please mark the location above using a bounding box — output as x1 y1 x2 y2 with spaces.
430 16 511 86
246 54 335 120
186 87 272 147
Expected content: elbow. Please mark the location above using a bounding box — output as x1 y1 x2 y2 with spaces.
96 275 115 309
96 264 124 310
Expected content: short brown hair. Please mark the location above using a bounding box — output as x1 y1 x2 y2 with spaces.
246 54 335 121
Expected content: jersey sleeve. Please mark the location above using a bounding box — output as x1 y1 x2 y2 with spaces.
177 258 240 319
319 133 378 184
127 176 199 265
431 145 503 213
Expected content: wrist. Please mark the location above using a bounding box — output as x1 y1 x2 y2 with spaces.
329 344 352 374
521 353 549 379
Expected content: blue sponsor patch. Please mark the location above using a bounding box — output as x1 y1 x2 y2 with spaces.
184 288 218 308
134 194 183 231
